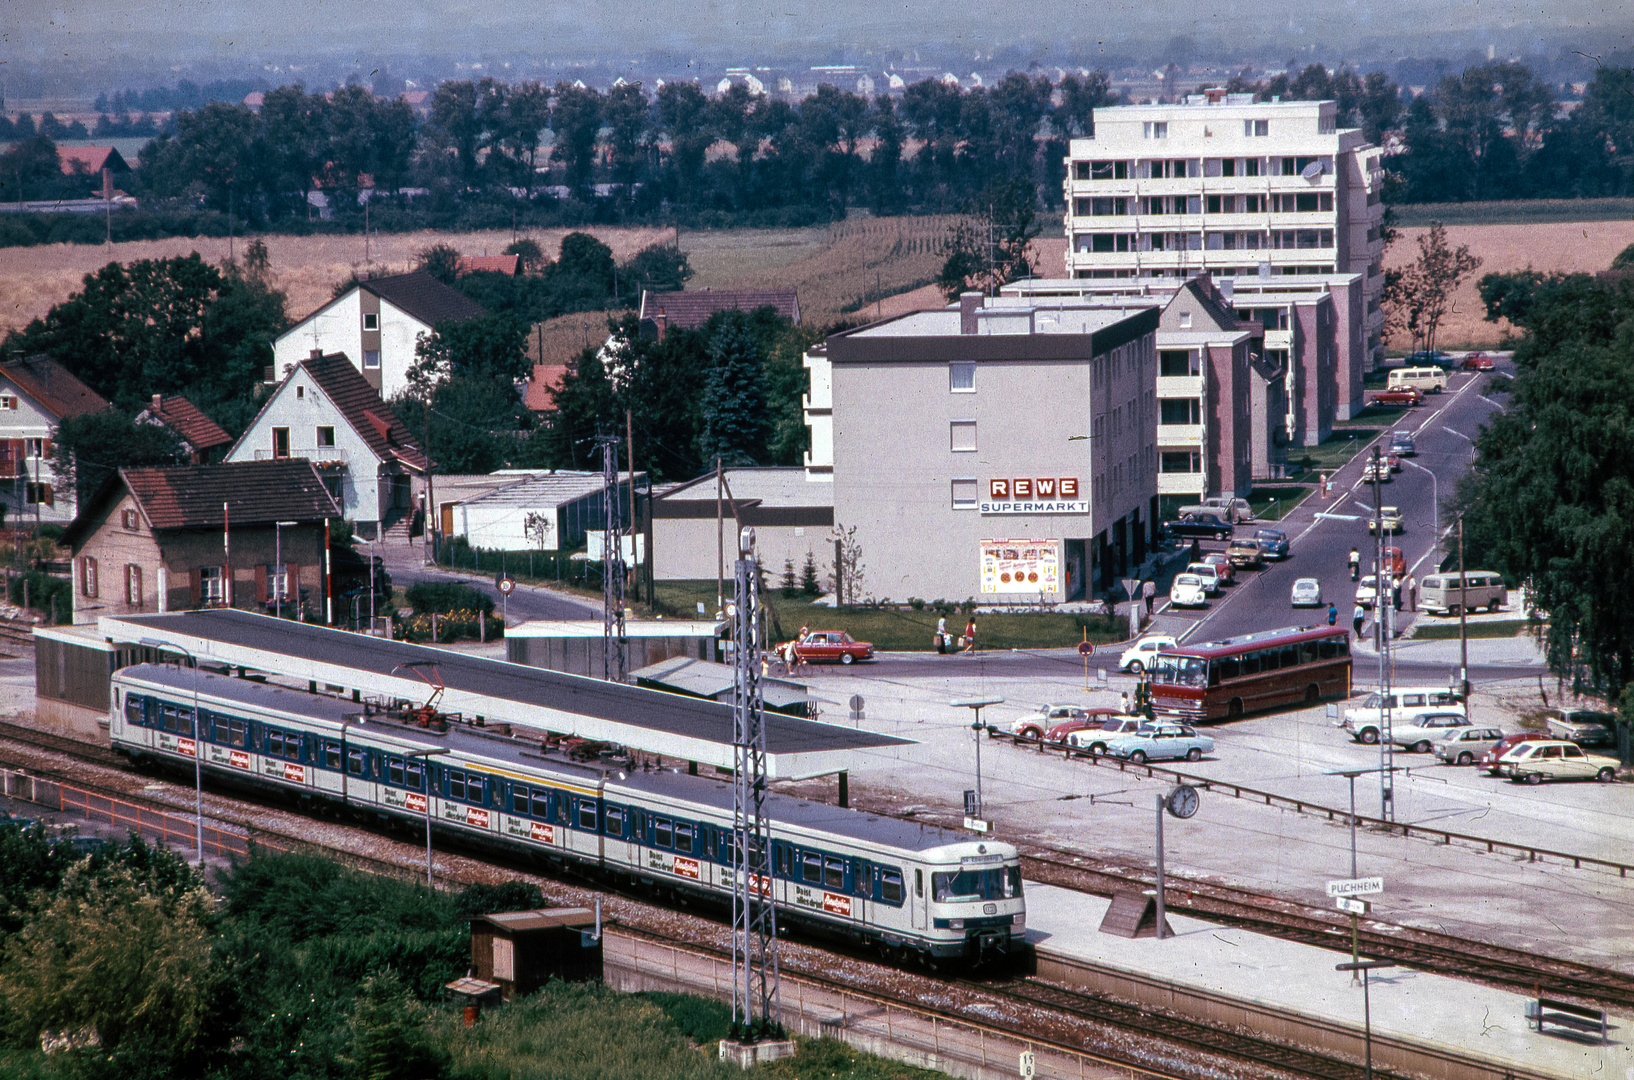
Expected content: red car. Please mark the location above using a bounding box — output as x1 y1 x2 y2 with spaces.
1202 552 1236 585
1372 387 1423 407
1045 708 1121 743
1380 546 1406 576
791 630 875 665
1479 732 1551 775
1461 352 1496 371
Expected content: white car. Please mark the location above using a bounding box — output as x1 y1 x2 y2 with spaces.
1290 578 1323 607
1340 698 1466 744
1498 740 1620 784
1185 561 1221 594
1170 574 1208 608
1119 634 1177 674
1388 712 1473 753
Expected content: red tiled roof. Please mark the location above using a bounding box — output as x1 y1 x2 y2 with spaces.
144 394 232 451
523 363 568 412
58 146 130 176
1 355 112 419
458 254 520 276
301 353 429 471
639 288 800 330
123 459 339 530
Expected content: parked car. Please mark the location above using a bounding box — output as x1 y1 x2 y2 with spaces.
1164 513 1233 541
1103 722 1216 765
1368 506 1403 535
1253 528 1290 559
1202 553 1235 586
1119 634 1177 674
1433 726 1506 766
1361 459 1393 483
1388 431 1417 456
790 630 874 665
1065 715 1147 754
1185 561 1222 594
1402 350 1453 367
1479 732 1552 775
1227 537 1265 569
1372 387 1423 408
1498 740 1620 784
1170 574 1208 608
1036 708 1122 744
1389 712 1473 753
1543 709 1616 748
1290 577 1323 607
1385 453 1403 472
1199 496 1255 523
1421 571 1508 615
1378 547 1407 576
1010 703 1088 740
1461 352 1496 371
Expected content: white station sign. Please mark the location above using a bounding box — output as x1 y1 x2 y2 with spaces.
1326 877 1384 898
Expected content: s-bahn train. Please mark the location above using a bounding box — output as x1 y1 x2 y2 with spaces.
109 664 1026 965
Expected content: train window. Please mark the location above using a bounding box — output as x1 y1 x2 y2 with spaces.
604 806 625 835
655 818 672 849
388 758 405 787
915 869 923 898
824 857 845 890
227 720 248 748
578 802 598 830
882 870 904 903
531 791 550 818
267 729 285 756
775 843 790 876
124 697 142 726
323 741 341 770
931 866 1023 902
467 775 485 804
802 853 822 884
511 786 529 815
448 770 466 800
405 762 423 790
347 749 365 776
674 823 694 854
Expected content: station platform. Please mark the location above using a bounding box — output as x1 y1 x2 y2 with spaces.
1026 883 1628 1080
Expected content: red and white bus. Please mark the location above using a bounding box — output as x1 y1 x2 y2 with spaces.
1146 625 1352 722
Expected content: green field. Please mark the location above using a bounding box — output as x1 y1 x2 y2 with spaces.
652 580 1130 652
1389 197 1634 228
1409 620 1533 640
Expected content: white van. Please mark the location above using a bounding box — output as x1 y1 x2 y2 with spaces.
1420 572 1507 615
1339 687 1466 744
1387 367 1448 393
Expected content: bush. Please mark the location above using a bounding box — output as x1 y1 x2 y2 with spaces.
6 570 71 623
405 581 494 617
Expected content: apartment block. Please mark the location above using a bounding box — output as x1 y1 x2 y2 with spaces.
1063 92 1384 373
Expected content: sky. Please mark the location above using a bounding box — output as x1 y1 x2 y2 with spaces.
5 0 1632 87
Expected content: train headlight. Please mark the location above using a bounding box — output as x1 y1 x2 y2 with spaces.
947 919 964 929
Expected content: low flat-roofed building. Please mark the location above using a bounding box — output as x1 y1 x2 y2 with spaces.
651 467 833 583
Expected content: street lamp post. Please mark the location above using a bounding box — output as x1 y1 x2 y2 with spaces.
404 747 450 887
1396 458 1438 546
274 520 297 619
951 697 1003 828
139 638 203 865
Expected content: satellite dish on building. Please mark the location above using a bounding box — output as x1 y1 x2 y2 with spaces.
1301 159 1325 180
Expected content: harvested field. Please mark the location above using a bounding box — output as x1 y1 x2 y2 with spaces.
1383 219 1634 350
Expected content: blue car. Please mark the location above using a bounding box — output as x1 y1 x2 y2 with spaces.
1253 528 1290 559
1403 349 1451 365
1104 723 1216 764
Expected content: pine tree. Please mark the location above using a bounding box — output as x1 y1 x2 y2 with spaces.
696 317 770 466
800 551 821 596
781 557 798 598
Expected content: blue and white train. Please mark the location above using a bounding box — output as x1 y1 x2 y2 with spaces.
110 663 1026 965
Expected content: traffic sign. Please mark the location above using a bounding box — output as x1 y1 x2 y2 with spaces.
1327 877 1384 898
496 577 515 595
1335 897 1371 915
1077 641 1094 656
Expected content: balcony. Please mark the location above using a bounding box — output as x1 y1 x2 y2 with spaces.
254 447 349 465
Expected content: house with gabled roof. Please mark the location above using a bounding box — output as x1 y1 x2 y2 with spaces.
638 288 800 338
0 355 113 526
225 351 430 540
57 146 131 179
135 394 233 464
271 271 486 400
60 459 339 623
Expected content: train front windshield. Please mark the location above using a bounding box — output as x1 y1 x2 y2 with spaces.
1151 655 1208 688
932 866 1022 903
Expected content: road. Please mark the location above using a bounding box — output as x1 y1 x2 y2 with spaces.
371 536 601 625
1166 358 1510 652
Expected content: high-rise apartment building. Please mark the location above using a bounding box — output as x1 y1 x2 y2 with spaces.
1063 91 1385 371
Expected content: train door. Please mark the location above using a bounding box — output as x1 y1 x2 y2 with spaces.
911 866 927 929
605 804 636 873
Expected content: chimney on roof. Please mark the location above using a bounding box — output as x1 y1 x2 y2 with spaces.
1204 87 1226 103
152 393 163 411
960 292 983 335
655 307 667 342
310 348 323 361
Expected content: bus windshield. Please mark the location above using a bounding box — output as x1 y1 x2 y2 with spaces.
931 866 1022 902
1151 654 1208 687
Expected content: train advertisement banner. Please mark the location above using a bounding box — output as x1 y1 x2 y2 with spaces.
673 855 700 880
177 737 197 757
392 790 426 814
229 749 250 770
465 807 490 829
822 892 853 916
979 539 1060 594
283 763 306 784
793 884 853 917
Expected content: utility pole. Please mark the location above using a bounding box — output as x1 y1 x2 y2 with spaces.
1371 447 1394 822
598 434 626 683
728 526 781 1043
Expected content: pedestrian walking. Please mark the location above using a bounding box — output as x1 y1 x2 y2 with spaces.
1142 579 1156 617
1327 602 1338 626
1347 548 1360 582
1120 691 1132 714
1352 604 1365 641
1392 575 1403 612
963 618 978 654
1407 574 1417 612
935 615 948 654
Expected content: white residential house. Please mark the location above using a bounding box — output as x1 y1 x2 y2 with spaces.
271 272 486 401
225 352 429 539
0 356 113 527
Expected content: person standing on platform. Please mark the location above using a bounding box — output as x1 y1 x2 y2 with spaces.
1143 579 1156 617
1352 603 1366 641
1407 574 1418 612
963 617 978 654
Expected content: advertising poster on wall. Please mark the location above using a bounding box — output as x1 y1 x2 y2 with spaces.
980 539 1060 594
